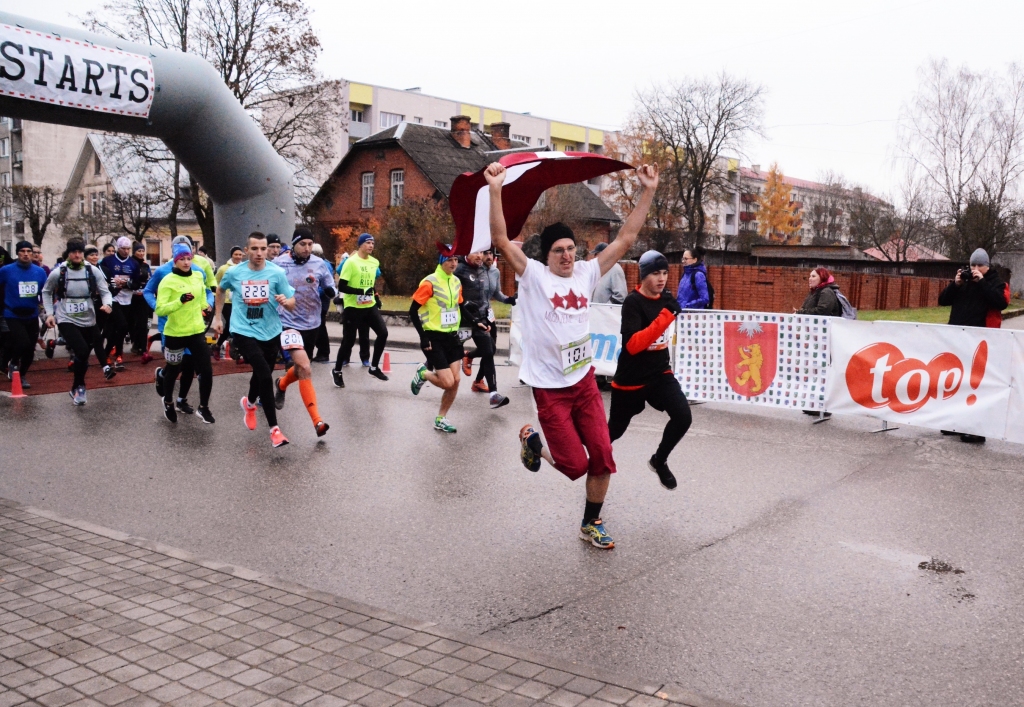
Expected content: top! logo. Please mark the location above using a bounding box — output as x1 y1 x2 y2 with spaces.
845 341 988 413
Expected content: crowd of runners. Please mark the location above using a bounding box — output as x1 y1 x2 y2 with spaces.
2 164 690 548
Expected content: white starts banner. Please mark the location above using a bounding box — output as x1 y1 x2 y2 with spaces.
0 24 155 118
676 311 830 411
825 320 1013 438
508 302 627 377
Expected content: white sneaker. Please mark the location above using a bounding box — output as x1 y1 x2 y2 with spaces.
489 392 510 409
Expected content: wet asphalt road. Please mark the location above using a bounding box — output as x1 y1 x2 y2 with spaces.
1 351 1023 707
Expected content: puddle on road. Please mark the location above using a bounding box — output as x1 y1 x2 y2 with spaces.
918 558 965 574
838 541 931 568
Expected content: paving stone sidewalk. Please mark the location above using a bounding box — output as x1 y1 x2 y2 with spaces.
0 499 735 707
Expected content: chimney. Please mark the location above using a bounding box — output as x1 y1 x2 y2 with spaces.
450 115 472 148
751 164 761 174
488 122 511 150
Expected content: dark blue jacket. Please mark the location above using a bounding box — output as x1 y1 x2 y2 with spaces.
676 263 709 310
0 261 48 319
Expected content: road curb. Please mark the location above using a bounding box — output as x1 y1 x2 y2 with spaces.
4 497 743 707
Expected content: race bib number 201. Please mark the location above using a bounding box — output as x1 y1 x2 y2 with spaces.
560 335 592 375
280 329 304 350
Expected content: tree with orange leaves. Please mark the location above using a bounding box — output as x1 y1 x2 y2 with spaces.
757 164 800 242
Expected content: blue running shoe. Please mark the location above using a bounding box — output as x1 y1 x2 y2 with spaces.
580 519 614 549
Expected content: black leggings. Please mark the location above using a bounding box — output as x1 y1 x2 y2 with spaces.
468 327 497 392
130 295 152 352
216 303 233 350
233 334 280 427
162 333 212 407
3 317 39 375
336 307 387 369
608 374 692 464
59 323 107 389
104 302 129 357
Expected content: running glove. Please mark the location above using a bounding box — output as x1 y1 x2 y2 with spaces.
180 293 195 303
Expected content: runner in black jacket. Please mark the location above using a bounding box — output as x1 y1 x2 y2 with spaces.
607 250 691 490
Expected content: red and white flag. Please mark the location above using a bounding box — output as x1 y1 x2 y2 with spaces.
444 152 632 256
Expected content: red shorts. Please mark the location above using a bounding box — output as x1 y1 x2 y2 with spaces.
532 368 616 481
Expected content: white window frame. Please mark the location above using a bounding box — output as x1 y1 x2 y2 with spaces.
90 192 98 214
413 116 423 124
99 192 107 214
511 134 531 144
351 109 364 123
0 138 8 157
0 172 9 188
361 172 374 209
434 120 448 128
390 169 404 206
78 194 85 216
1 205 10 224
380 112 404 129
537 138 546 147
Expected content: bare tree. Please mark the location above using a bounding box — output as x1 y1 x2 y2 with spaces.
86 0 345 257
848 177 933 263
808 171 849 245
900 59 1024 258
1 185 64 246
634 73 766 245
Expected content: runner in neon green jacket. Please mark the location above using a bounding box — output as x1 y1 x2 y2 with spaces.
154 245 215 424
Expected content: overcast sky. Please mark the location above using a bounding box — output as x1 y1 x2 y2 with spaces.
11 0 1024 196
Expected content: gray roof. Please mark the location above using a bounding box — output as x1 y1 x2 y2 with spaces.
312 122 619 223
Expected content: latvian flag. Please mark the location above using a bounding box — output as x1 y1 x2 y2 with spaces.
445 152 633 256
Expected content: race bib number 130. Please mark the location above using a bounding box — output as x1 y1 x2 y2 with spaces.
560 334 592 375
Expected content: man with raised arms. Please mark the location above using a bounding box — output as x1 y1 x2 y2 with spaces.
484 161 659 549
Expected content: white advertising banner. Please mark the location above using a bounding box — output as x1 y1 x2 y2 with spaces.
825 320 1013 438
0 24 155 118
994 330 1024 444
676 311 830 411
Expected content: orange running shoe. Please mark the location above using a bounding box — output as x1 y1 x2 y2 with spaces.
269 426 289 448
240 396 257 431
462 356 472 377
471 380 489 393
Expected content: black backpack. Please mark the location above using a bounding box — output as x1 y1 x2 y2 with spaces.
690 269 715 309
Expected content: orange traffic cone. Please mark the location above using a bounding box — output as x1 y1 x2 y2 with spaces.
9 368 27 398
382 352 391 374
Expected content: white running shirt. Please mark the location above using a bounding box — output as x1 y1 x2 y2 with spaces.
516 258 601 389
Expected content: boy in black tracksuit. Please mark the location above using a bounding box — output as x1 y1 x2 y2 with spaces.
608 250 691 490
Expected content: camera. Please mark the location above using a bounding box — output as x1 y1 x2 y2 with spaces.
959 267 975 284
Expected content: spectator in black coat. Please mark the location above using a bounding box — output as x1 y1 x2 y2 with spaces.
938 248 1008 327
937 247 1008 444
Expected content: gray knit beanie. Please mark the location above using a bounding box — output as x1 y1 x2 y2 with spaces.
969 248 990 266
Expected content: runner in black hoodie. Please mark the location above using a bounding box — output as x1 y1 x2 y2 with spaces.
607 250 690 490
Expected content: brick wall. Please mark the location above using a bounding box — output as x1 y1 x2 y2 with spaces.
496 261 949 312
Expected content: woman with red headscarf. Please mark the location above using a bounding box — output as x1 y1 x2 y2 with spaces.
796 267 843 316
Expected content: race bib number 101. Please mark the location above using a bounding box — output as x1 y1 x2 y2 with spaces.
560 335 592 375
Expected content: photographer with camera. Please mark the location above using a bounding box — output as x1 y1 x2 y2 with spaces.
937 247 1009 443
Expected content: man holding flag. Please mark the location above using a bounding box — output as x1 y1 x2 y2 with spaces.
483 161 659 549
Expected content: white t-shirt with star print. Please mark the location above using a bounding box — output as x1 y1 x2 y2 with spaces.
516 258 601 389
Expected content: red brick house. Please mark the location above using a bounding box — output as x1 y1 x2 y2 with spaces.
307 116 619 258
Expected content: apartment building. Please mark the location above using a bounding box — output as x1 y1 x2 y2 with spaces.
335 81 607 172
0 118 90 258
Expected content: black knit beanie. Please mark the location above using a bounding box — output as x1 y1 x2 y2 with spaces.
539 222 575 258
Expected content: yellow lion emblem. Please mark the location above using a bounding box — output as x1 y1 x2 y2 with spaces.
735 344 763 393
